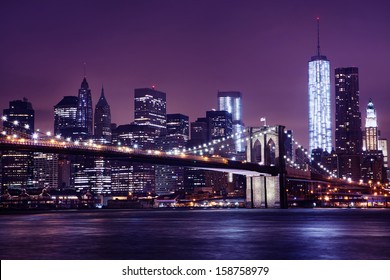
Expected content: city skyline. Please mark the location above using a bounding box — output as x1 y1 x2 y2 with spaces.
1 0 390 149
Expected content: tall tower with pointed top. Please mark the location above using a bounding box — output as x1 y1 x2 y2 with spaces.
365 99 378 151
76 77 93 138
94 86 112 143
308 18 332 154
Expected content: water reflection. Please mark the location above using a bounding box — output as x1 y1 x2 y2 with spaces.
0 208 389 259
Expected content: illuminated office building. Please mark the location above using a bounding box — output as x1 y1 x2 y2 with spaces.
112 124 156 150
185 112 234 195
94 87 112 143
76 77 93 138
361 151 385 183
155 114 189 195
54 96 78 138
111 163 143 194
378 139 388 168
334 67 362 181
206 110 233 141
335 67 362 155
132 88 167 194
1 98 35 192
111 124 158 194
365 99 378 151
73 157 111 195
160 113 189 151
361 99 387 182
1 151 34 192
217 91 244 152
308 19 331 154
166 114 189 140
33 153 58 190
189 118 208 147
134 87 166 136
2 98 34 136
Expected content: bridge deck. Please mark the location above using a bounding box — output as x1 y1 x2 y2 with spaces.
0 138 279 176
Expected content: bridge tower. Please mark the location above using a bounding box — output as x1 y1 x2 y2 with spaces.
246 125 287 208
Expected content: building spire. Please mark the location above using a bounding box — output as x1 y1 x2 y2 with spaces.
316 17 321 56
83 62 87 78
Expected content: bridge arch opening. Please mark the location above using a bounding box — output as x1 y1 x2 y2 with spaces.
252 139 262 164
265 138 276 166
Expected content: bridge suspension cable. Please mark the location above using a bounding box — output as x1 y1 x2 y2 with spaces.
284 130 338 178
0 114 339 179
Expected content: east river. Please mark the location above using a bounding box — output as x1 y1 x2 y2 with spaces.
1 208 389 260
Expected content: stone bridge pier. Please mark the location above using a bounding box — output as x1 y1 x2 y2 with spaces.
246 125 288 209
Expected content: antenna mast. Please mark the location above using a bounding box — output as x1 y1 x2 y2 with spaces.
317 17 321 56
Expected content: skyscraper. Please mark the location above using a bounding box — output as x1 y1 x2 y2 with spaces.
1 98 35 192
74 157 111 195
206 110 233 141
334 67 362 181
378 138 388 168
155 114 189 195
54 96 78 138
308 19 331 154
94 86 112 143
365 99 378 151
161 113 189 151
3 98 34 136
76 77 93 138
134 87 166 136
189 118 208 148
362 99 386 183
112 124 156 150
111 124 158 194
33 153 58 190
335 67 362 155
217 91 244 152
166 114 189 140
206 110 235 159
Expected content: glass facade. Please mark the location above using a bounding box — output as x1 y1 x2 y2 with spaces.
217 91 244 152
3 98 35 136
308 56 331 154
2 98 35 192
189 118 208 147
217 91 242 122
33 152 58 189
74 157 111 195
155 114 189 195
335 67 362 155
76 78 93 138
94 87 112 143
54 96 78 138
166 114 189 141
378 139 388 168
206 110 233 141
134 88 166 136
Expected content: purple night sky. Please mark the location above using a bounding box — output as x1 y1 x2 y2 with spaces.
1 0 389 149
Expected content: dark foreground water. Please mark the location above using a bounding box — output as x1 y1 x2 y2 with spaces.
0 208 389 260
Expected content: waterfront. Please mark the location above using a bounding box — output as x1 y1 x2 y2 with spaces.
1 208 389 260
